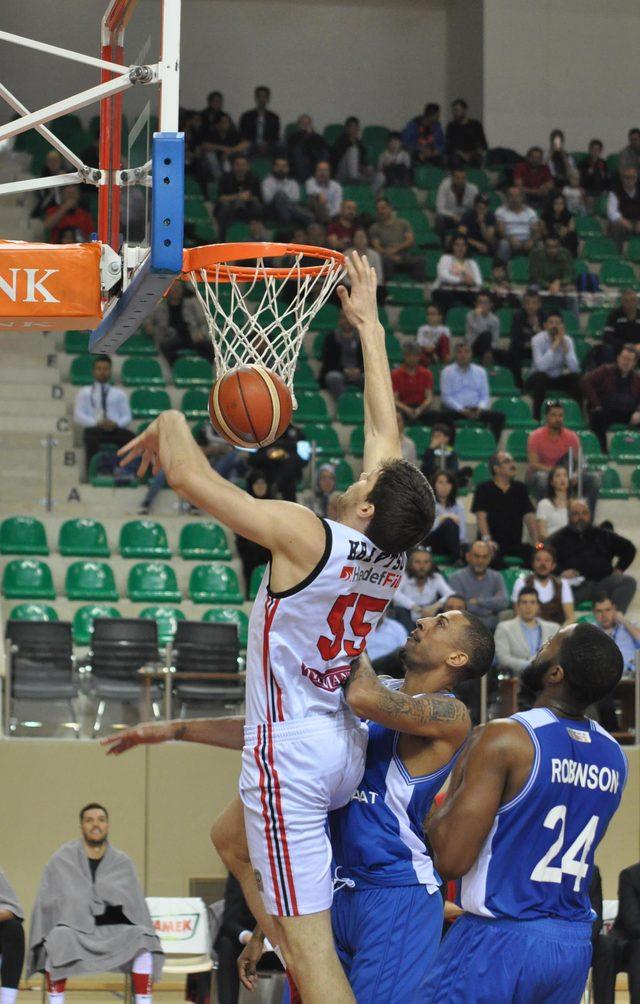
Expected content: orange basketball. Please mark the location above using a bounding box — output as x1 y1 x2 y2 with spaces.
208 365 293 448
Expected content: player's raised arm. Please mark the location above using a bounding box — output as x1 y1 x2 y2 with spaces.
101 716 245 755
337 252 402 470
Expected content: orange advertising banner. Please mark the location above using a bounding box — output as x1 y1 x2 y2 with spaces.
0 240 102 330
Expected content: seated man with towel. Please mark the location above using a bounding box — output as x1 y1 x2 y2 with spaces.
0 868 25 1004
28 803 163 1004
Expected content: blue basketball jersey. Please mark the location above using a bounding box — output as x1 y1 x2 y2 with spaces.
329 682 459 890
460 708 627 922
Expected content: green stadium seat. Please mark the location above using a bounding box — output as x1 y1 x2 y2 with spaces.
249 564 267 600
337 392 364 425
65 561 118 601
582 238 618 263
610 430 640 463
466 168 490 192
342 184 376 214
312 303 340 331
626 237 640 263
121 357 165 387
413 165 445 190
455 426 496 461
323 123 343 144
140 605 186 644
471 462 491 487
226 221 251 242
631 467 640 495
384 187 419 211
405 426 430 456
600 260 637 288
172 355 214 388
349 425 365 457
587 309 609 337
398 305 426 334
575 216 603 238
127 561 181 602
180 389 209 419
72 604 121 645
492 396 534 429
115 332 156 355
363 124 389 146
509 259 530 284
63 330 90 354
189 563 243 604
70 355 96 385
131 388 171 420
606 153 620 176
542 398 584 429
119 520 170 559
386 283 425 305
295 391 329 424
203 607 249 649
385 332 403 364
9 602 58 622
334 459 355 491
0 516 48 555
2 559 55 599
477 256 493 282
87 450 141 488
424 250 441 282
179 522 231 560
445 307 469 337
573 258 589 279
505 429 529 462
303 423 344 458
496 308 514 336
293 361 317 391
577 430 603 461
250 156 271 181
599 467 628 499
560 311 580 337
501 567 523 594
488 366 516 395
58 518 110 557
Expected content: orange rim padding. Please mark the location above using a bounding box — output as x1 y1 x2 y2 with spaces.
0 240 102 329
182 241 345 283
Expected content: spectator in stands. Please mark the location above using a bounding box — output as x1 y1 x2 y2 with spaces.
302 463 337 518
445 99 487 167
416 303 452 366
458 193 497 257
305 160 342 223
43 185 94 243
528 235 574 295
425 470 467 562
563 170 586 216
592 594 640 675
513 146 554 208
579 139 611 202
346 227 384 292
443 593 467 613
396 410 417 465
435 167 478 243
201 112 248 181
495 185 539 261
138 425 238 516
145 282 211 366
367 609 409 676
212 873 274 1004
448 540 508 630
592 860 640 1004
420 423 460 483
535 465 571 538
368 196 423 280
239 85 280 156
214 154 262 240
235 473 273 594
602 289 640 361
74 355 133 474
582 344 640 451
432 234 482 314
512 544 575 625
527 311 582 419
393 546 453 630
391 341 436 424
440 341 505 441
377 132 412 189
402 103 444 161
545 128 575 187
472 451 539 568
465 288 501 364
31 149 67 219
247 424 305 502
330 116 372 186
541 192 578 256
327 199 358 251
287 114 329 183
260 156 313 227
494 587 557 676
200 90 224 135
319 309 364 399
618 127 640 173
526 400 599 514
548 497 637 612
607 165 640 250
509 288 545 387
488 259 520 310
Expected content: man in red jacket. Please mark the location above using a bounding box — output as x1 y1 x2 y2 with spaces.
581 344 640 451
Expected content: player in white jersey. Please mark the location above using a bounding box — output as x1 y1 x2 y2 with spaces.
118 252 435 1004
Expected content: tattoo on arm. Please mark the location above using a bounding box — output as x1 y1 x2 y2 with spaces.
378 690 469 726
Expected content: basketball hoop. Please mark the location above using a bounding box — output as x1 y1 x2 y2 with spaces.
182 242 346 406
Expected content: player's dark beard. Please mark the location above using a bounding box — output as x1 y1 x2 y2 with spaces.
85 834 108 847
521 655 553 697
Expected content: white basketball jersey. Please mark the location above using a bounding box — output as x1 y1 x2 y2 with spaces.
245 518 406 726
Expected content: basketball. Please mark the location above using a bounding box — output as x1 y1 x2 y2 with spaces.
208 365 293 448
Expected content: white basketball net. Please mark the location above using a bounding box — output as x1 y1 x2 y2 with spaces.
188 252 345 408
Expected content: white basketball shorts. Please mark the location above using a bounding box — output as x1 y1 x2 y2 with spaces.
239 710 368 917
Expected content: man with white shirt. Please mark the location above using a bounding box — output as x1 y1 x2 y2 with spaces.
440 341 505 441
435 167 478 242
607 165 640 250
526 312 582 419
494 587 557 676
73 355 133 475
261 156 313 227
305 160 343 223
393 546 452 629
512 544 575 625
495 185 539 261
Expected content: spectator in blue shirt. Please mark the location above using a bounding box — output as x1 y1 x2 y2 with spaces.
593 594 640 673
440 341 505 441
402 103 445 161
526 312 582 419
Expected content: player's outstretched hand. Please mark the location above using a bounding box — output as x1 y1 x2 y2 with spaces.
336 251 379 332
101 721 175 755
117 409 185 478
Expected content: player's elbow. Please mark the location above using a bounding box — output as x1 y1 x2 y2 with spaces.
345 682 374 719
431 844 473 881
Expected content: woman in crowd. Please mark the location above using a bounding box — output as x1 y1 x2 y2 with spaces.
535 464 571 539
302 463 337 517
542 191 578 256
545 128 576 189
432 234 482 314
424 470 467 562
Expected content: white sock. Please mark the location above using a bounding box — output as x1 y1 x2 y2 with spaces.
48 993 64 1004
132 947 153 1003
1 988 18 1004
134 996 152 1004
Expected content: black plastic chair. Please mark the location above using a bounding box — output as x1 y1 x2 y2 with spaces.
172 621 243 716
4 621 79 736
87 618 163 734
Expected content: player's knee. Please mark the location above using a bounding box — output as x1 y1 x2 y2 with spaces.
0 914 24 946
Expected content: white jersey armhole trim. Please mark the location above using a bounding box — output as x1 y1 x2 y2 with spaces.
496 715 541 815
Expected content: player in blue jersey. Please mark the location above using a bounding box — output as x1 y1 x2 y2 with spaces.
102 608 495 1003
424 621 627 1004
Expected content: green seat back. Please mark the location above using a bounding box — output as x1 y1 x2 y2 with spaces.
179 522 231 560
181 389 209 419
0 516 48 555
383 186 419 211
70 355 96 385
586 309 609 337
610 430 640 463
466 168 490 192
189 563 243 604
72 604 121 645
203 607 249 648
387 284 425 305
626 237 640 263
130 388 171 419
115 332 156 355
127 561 181 602
65 560 118 601
424 250 441 282
58 518 110 557
312 303 339 332
505 429 529 462
561 311 580 336
405 425 430 456
488 366 516 395
322 123 342 144
303 424 344 458
2 559 55 599
577 430 603 459
582 237 618 262
492 396 533 428
334 459 355 491
600 260 637 288
398 305 426 334
172 355 214 389
501 567 524 594
599 467 627 499
455 426 496 461
295 391 329 424
575 216 602 238
509 258 530 284
496 308 515 336
445 306 469 337
293 360 317 392
349 425 365 457
119 520 170 559
64 330 90 354
471 462 491 487
121 357 165 387
337 392 364 425
249 564 267 600
9 602 58 622
413 165 445 190
140 606 185 644
385 332 403 364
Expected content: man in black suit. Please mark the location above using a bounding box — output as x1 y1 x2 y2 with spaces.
239 86 280 156
593 861 640 1003
214 874 256 1004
